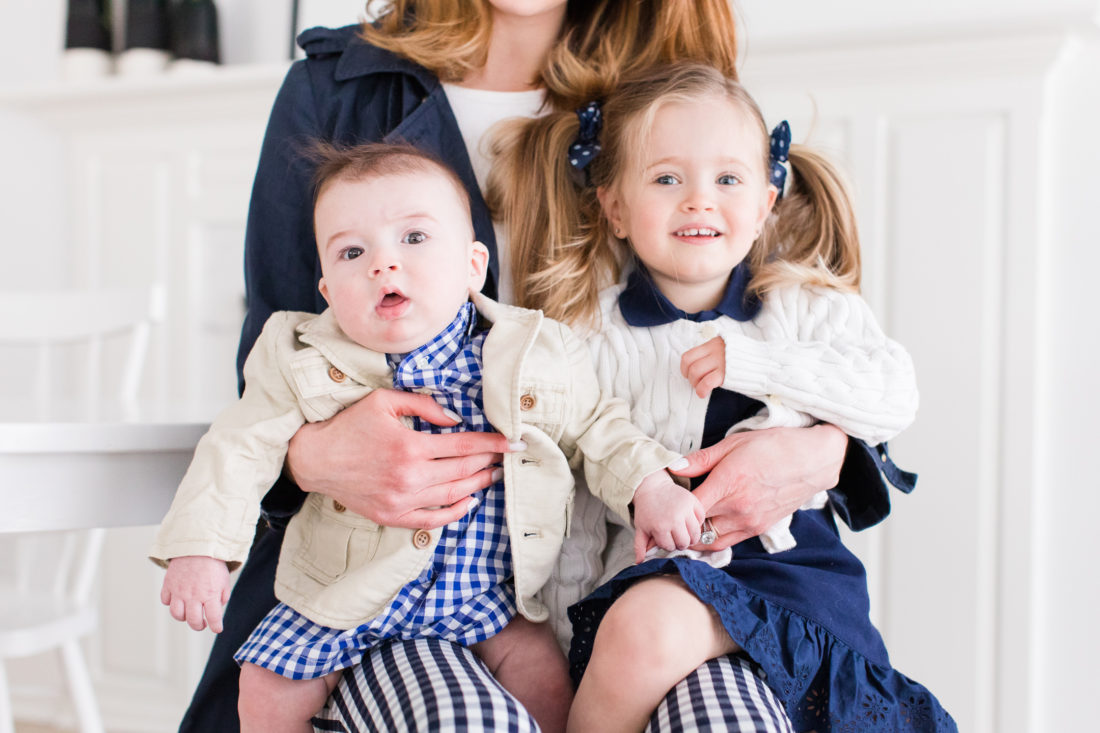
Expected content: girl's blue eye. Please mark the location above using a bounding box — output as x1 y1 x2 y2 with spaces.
655 174 678 185
340 247 363 261
717 174 740 185
403 231 427 245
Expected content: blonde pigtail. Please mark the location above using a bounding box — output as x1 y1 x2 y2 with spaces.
487 111 620 328
750 144 862 296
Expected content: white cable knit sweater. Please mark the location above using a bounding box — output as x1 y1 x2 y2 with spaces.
542 278 919 648
589 280 919 553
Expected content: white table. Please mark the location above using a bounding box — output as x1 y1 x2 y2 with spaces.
0 421 208 534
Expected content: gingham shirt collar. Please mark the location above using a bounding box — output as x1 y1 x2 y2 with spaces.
386 301 477 387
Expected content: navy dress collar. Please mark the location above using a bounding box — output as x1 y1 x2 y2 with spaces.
618 262 761 327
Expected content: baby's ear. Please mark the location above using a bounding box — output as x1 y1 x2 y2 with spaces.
318 278 330 305
468 241 490 292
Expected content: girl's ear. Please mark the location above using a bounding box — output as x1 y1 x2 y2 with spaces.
758 184 779 229
318 278 331 305
597 185 625 238
468 241 490 292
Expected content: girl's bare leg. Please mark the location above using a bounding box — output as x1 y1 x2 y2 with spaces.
472 616 573 733
238 662 341 733
567 575 739 733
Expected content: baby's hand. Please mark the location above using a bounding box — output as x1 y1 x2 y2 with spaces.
631 470 705 563
681 336 726 398
160 555 231 633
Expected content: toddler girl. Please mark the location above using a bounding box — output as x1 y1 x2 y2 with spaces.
493 62 955 731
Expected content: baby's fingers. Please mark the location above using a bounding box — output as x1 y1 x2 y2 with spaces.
168 595 186 624
184 599 207 632
204 599 225 634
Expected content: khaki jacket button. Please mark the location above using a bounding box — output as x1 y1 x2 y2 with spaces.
328 365 346 382
332 500 346 513
412 529 432 549
519 393 536 411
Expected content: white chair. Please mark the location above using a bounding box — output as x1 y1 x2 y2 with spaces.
0 286 163 733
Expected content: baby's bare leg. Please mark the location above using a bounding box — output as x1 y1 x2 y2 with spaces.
238 662 341 733
471 616 573 733
568 575 739 733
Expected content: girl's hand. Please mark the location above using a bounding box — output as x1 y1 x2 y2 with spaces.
285 389 519 529
161 556 231 633
681 336 726 398
631 470 705 563
670 424 847 551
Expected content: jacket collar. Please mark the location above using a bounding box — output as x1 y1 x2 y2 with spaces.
293 291 535 385
295 309 390 386
334 29 440 88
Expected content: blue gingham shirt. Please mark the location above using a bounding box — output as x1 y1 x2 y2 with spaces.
235 302 515 680
377 301 515 643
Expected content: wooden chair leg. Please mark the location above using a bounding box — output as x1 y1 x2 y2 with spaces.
60 641 105 733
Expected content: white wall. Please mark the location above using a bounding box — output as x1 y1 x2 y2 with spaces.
1040 34 1100 732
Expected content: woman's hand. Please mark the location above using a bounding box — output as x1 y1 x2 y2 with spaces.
671 424 848 551
285 388 518 529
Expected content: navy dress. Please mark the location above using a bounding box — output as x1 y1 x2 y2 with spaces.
567 268 957 732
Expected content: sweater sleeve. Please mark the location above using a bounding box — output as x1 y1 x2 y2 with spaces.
553 322 681 525
150 314 309 569
716 286 918 445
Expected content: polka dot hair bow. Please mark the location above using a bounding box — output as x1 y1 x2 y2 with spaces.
569 101 603 183
769 120 791 199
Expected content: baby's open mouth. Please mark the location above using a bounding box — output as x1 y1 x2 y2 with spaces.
375 288 410 318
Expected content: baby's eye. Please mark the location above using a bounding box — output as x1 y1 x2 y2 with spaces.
340 247 363 261
403 231 427 245
654 174 679 185
717 174 741 185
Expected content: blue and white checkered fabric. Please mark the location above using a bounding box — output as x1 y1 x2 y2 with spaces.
237 302 515 681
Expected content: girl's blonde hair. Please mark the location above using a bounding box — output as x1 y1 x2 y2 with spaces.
360 1 739 107
491 62 862 327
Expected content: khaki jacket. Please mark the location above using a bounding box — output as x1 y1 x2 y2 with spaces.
150 293 679 629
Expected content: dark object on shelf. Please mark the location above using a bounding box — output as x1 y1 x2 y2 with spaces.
65 0 112 52
170 0 221 64
125 0 171 51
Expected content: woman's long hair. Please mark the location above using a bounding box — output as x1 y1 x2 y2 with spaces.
360 1 739 106
491 63 862 327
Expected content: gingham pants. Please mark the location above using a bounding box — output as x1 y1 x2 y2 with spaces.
312 637 793 732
